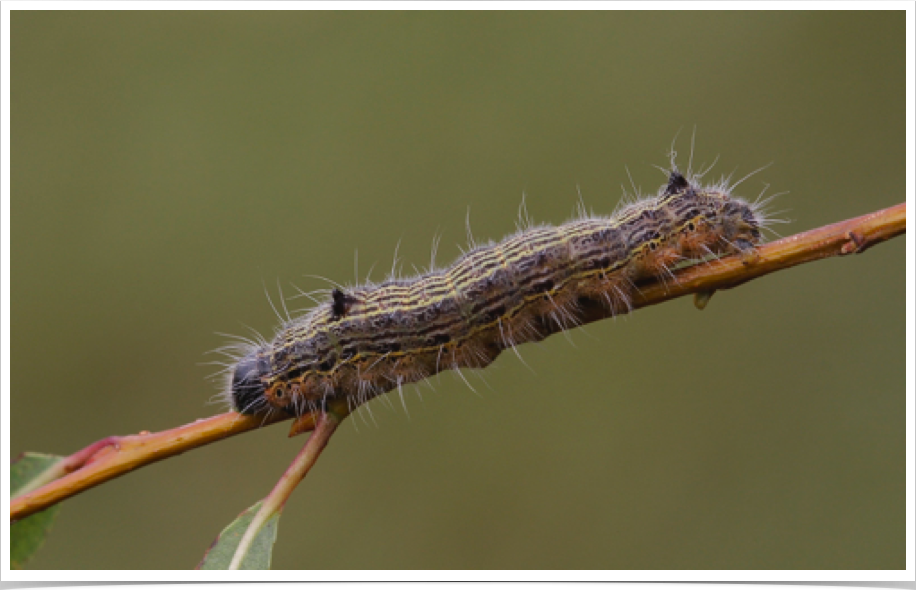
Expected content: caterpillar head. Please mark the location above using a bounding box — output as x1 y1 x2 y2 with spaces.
230 350 271 415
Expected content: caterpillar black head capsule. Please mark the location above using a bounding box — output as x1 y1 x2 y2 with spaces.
230 351 269 415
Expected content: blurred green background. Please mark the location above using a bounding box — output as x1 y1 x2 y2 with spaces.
12 11 905 569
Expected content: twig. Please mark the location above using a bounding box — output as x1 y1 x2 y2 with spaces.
11 412 290 521
226 409 345 569
9 202 906 522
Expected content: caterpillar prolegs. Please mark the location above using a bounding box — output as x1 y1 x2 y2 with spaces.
222 162 775 419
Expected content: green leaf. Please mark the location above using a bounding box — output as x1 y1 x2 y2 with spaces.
197 501 281 570
11 452 65 569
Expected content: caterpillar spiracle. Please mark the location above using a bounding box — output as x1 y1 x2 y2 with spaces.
221 160 777 419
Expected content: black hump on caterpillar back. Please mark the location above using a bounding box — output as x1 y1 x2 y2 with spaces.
664 170 691 196
231 353 267 414
331 288 358 320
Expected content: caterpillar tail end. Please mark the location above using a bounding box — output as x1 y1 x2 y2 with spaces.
737 240 761 266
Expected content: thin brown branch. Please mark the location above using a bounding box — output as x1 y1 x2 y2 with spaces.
11 412 289 522
9 202 905 523
225 408 346 570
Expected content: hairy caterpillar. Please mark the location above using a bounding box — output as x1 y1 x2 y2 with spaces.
220 159 776 419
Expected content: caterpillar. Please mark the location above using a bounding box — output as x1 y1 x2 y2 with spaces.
220 158 776 419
